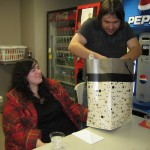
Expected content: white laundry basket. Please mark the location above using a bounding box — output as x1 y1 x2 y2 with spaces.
0 45 27 62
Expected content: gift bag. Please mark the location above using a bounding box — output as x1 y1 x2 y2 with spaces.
86 58 134 130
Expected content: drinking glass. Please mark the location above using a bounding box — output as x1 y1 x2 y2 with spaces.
50 132 65 149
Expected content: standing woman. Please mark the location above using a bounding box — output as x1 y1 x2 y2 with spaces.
2 58 87 150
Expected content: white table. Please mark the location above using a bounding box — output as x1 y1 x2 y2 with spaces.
33 115 150 150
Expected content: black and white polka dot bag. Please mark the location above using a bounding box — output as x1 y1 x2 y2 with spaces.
86 58 134 130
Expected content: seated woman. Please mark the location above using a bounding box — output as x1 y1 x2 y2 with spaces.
2 58 87 150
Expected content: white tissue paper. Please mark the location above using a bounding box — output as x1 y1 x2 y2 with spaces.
72 129 104 144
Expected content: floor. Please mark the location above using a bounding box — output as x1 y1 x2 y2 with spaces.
0 113 5 150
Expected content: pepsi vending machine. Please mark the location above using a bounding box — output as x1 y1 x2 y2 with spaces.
123 0 150 114
136 33 150 110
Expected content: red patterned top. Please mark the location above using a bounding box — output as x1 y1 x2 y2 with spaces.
2 79 87 150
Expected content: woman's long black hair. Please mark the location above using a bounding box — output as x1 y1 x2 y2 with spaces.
12 58 52 103
98 0 125 29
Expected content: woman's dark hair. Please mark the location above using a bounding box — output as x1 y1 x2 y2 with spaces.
98 0 125 29
12 58 52 103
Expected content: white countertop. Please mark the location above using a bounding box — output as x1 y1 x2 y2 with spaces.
33 115 150 150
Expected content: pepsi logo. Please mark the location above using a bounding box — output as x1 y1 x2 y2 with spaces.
138 0 150 11
139 74 148 84
123 0 150 29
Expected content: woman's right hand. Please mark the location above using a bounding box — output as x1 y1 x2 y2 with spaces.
36 139 46 147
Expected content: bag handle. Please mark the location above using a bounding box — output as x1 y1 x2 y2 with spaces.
124 61 134 81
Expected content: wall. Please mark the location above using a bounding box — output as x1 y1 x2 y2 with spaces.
0 0 21 45
0 64 14 99
0 0 21 100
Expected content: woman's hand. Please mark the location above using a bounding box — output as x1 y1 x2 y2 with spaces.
36 139 45 147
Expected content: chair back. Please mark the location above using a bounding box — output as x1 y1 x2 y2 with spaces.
74 82 87 106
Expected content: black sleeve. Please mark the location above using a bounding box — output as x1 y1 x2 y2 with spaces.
77 18 93 42
125 22 136 41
